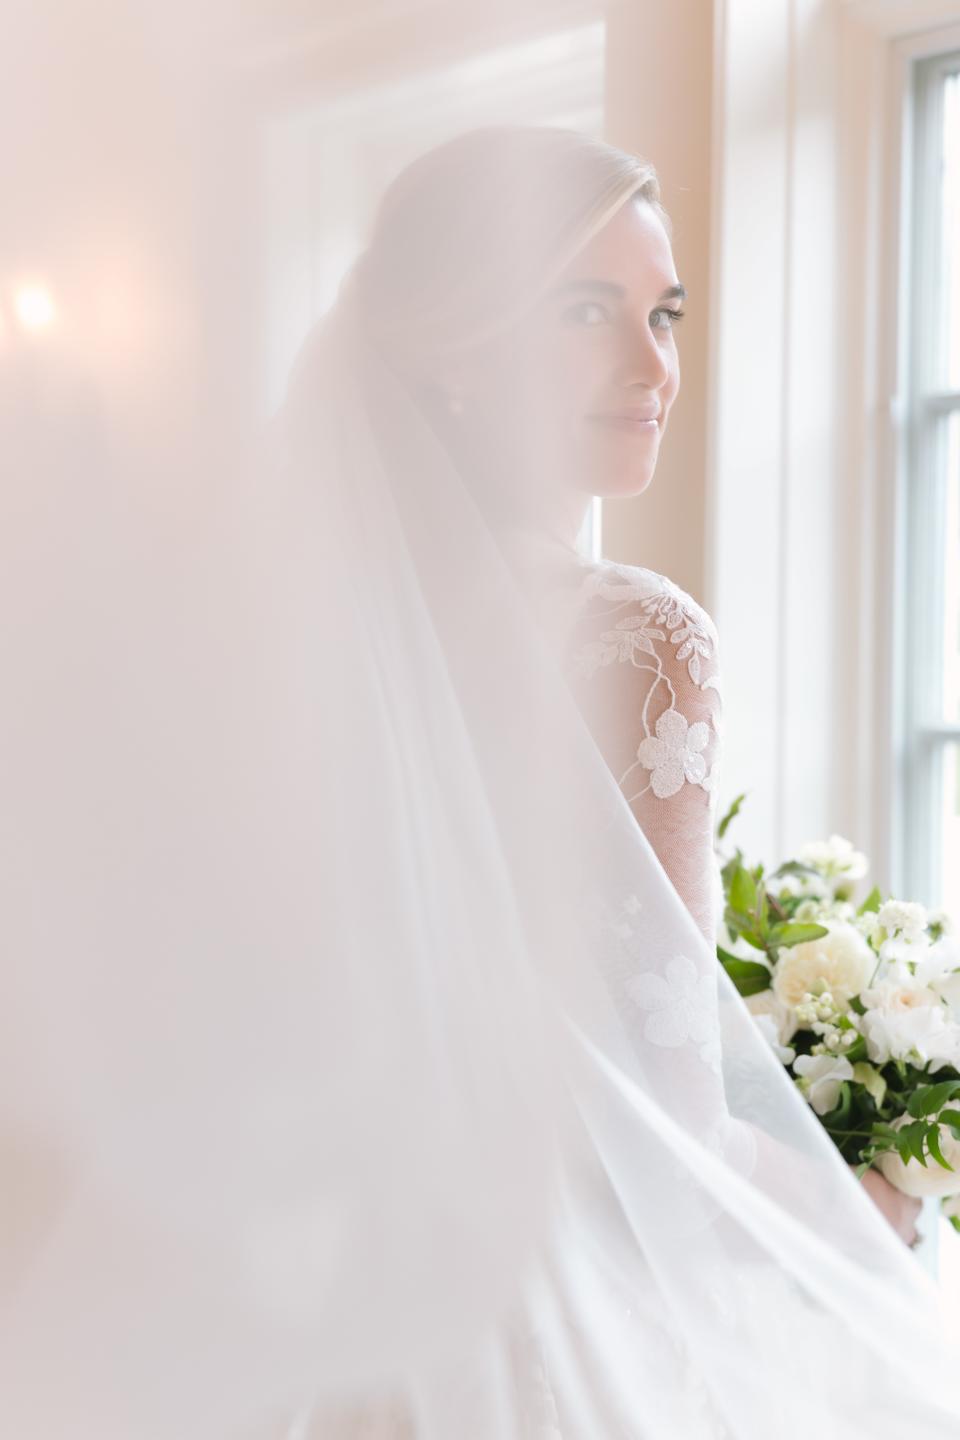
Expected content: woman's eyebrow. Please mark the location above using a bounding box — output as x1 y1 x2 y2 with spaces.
549 279 687 302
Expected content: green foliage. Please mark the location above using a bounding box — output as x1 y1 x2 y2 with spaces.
711 790 960 1181
717 791 747 841
906 1080 960 1119
717 947 773 998
857 885 882 916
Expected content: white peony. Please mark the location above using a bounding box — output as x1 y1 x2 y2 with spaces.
773 921 876 1010
859 988 960 1070
877 1115 960 1198
793 1053 854 1115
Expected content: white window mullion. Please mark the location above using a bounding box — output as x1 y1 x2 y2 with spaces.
902 47 960 912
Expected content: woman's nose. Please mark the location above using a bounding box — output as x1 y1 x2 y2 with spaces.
621 318 671 389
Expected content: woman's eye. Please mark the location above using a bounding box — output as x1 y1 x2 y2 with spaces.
650 307 686 331
561 300 611 327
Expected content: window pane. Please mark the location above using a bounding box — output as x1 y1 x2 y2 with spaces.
942 412 960 722
941 741 960 918
941 69 960 391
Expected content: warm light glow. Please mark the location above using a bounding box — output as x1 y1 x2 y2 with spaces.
13 284 57 331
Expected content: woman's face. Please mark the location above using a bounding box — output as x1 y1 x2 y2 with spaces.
437 197 683 519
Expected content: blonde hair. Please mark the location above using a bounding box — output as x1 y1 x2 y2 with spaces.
347 125 667 366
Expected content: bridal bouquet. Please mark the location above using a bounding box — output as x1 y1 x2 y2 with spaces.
715 796 960 1226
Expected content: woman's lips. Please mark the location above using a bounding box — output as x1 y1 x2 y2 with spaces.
586 413 660 434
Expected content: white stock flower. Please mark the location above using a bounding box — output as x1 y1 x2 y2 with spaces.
778 871 830 902
773 922 876 1011
859 988 960 1071
930 909 956 937
797 835 869 891
793 1053 854 1115
877 899 929 943
878 1115 960 1199
852 911 883 945
878 930 932 969
914 935 960 1012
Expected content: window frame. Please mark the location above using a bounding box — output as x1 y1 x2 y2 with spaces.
894 32 960 907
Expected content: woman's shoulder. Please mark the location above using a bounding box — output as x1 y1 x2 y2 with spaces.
571 556 718 641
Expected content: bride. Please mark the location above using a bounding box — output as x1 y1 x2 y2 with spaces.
262 126 956 1437
1 124 958 1438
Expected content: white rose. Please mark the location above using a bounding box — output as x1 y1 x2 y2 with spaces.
878 1115 960 1198
793 1053 854 1115
745 988 799 1046
773 921 876 1010
860 994 960 1070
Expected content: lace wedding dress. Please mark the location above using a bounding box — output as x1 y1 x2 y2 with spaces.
287 557 741 1440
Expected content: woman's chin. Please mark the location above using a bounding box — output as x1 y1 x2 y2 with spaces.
589 467 657 501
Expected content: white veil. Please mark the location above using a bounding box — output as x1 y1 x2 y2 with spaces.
3 17 960 1438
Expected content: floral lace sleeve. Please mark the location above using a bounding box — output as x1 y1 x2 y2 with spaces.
562 560 723 947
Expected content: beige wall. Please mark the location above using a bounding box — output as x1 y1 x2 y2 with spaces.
601 0 715 610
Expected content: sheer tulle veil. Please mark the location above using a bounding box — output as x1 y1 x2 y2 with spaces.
3 92 960 1440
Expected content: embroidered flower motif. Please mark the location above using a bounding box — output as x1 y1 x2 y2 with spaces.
635 708 711 798
628 955 717 1055
609 891 644 938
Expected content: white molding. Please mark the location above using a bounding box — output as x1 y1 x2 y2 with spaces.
840 0 960 37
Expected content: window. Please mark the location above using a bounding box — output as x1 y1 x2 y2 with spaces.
901 47 960 916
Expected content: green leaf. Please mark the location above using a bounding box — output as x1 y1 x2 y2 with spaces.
852 1062 887 1108
723 908 766 950
906 1081 960 1119
842 1035 868 1064
717 948 773 998
926 1124 955 1173
770 860 823 882
857 885 882 916
937 1108 960 1133
949 1214 960 1236
821 1081 852 1128
717 792 747 841
907 1123 930 1167
730 863 758 917
767 922 830 949
896 1130 916 1164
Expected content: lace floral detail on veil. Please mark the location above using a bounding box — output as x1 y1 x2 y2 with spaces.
627 954 723 1076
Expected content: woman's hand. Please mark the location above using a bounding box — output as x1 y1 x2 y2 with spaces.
849 1163 923 1247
